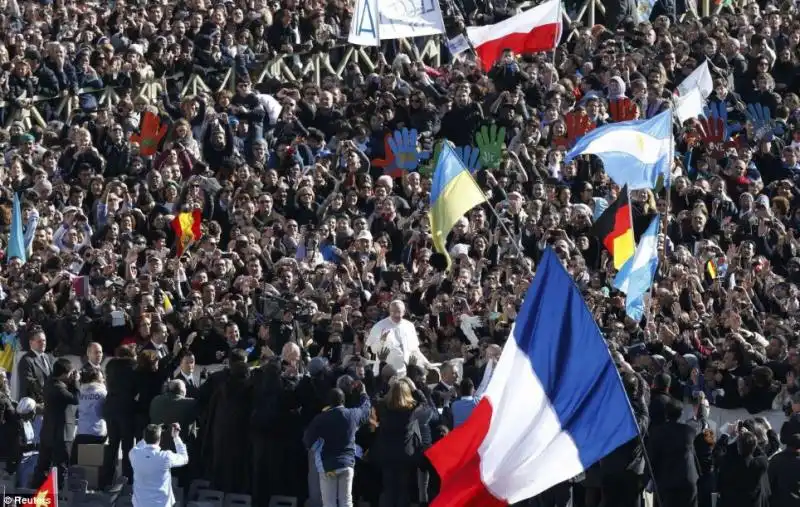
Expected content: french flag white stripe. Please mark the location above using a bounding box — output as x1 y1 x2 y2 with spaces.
478 332 583 503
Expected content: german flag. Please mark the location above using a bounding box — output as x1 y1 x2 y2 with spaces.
706 256 727 280
592 185 635 269
171 209 203 257
706 259 717 279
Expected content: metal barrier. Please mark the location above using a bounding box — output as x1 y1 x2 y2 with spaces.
1 36 443 129
8 0 723 128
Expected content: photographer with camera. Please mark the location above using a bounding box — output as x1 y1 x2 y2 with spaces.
129 423 189 507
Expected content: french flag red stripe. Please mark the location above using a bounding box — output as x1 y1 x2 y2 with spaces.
467 0 562 71
426 399 507 507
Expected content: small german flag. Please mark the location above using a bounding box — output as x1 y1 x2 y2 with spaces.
706 259 717 279
171 209 203 257
592 185 635 269
706 256 727 280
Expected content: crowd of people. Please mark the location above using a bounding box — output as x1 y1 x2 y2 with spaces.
0 0 799 505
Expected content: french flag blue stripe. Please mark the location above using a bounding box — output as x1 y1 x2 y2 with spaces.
511 249 639 469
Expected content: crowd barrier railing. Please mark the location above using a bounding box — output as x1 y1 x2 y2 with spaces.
681 405 789 437
0 36 444 129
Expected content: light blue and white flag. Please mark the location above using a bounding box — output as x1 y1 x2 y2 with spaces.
6 193 26 264
613 215 660 321
566 110 672 190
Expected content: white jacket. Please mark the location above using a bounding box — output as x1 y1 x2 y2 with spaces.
129 437 189 507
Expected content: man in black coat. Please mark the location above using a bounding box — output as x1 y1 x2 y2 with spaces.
768 431 800 507
174 351 200 399
33 357 79 487
16 326 51 405
646 399 699 507
102 345 138 488
648 372 674 431
717 429 770 507
432 361 458 407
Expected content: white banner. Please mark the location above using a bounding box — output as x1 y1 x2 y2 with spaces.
349 0 380 46
447 34 471 57
349 0 445 46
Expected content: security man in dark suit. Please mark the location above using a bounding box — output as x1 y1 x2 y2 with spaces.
150 378 200 487
34 357 79 487
149 379 199 449
432 361 458 406
646 399 700 507
16 327 51 405
174 351 200 399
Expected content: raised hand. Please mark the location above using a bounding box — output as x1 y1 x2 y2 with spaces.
700 102 729 143
698 116 725 144
475 124 506 169
418 141 441 177
608 97 638 122
745 103 773 141
372 128 422 177
454 145 481 173
130 111 168 156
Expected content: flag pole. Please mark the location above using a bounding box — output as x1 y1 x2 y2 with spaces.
662 109 676 273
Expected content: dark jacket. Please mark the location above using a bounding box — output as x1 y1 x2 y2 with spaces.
768 449 800 507
370 396 430 466
648 388 673 430
103 357 138 417
174 372 201 399
717 441 770 507
303 392 371 472
647 421 700 488
149 392 199 449
439 103 483 147
40 378 79 447
17 351 49 404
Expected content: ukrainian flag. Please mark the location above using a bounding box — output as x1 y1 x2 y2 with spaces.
429 142 487 268
566 110 673 190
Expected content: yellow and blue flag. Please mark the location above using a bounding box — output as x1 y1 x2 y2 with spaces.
429 142 487 269
6 193 26 264
566 110 673 190
0 332 19 373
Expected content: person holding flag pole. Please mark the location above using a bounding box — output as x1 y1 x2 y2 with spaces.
428 140 529 271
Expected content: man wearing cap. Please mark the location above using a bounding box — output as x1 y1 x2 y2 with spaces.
13 397 41 488
366 300 430 377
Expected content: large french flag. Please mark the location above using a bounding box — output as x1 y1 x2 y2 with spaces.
467 0 562 71
426 249 639 507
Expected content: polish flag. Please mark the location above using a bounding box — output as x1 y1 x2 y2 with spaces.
467 0 562 71
425 249 640 507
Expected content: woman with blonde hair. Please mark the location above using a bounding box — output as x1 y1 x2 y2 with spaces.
370 377 433 507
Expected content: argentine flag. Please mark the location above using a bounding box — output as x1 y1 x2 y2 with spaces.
613 216 660 321
566 110 673 190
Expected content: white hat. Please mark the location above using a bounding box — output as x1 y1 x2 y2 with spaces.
450 243 470 258
356 230 373 241
17 397 36 415
376 175 393 188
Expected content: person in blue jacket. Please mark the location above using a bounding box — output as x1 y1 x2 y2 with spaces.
303 383 371 507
